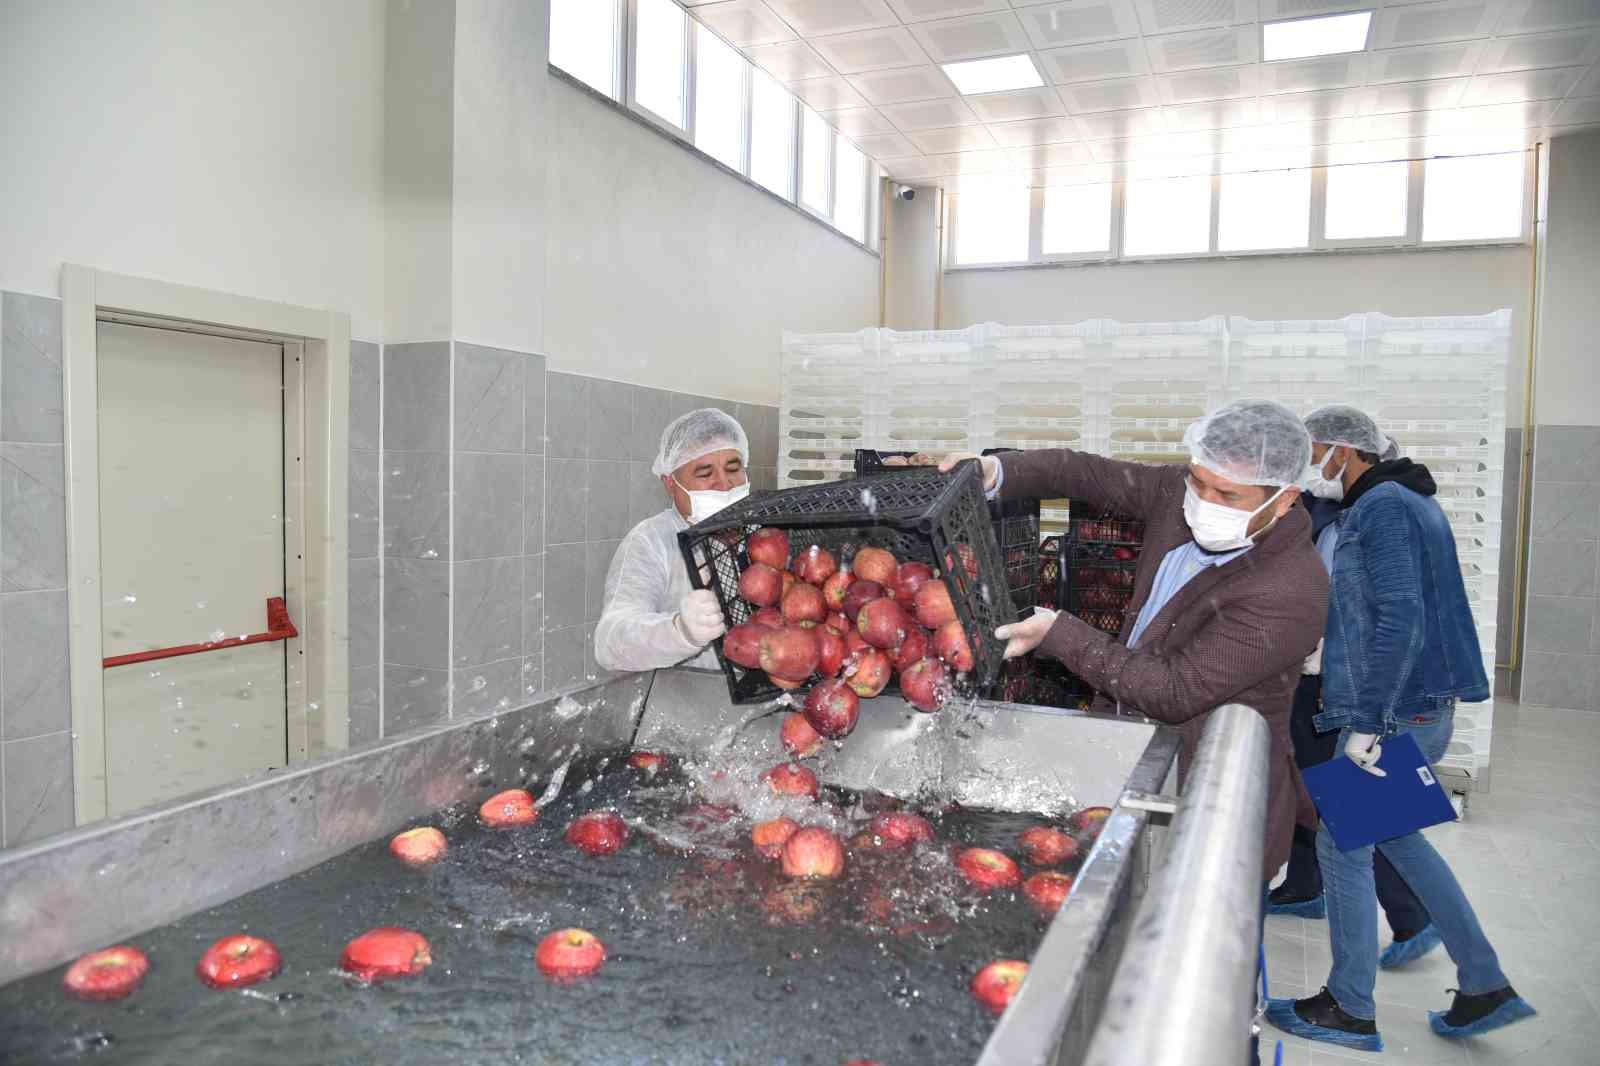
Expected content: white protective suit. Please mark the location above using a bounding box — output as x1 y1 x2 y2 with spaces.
593 505 720 672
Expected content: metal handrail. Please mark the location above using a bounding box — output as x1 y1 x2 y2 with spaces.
1083 702 1272 1066
102 596 298 668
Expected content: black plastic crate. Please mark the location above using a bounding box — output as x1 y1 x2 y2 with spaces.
990 657 1089 709
678 461 1021 705
1055 499 1147 639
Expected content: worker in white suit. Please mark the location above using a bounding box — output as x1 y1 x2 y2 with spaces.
593 408 749 672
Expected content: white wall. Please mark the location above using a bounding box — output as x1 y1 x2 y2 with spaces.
540 76 880 404
884 187 938 331
0 0 388 339
1535 128 1600 429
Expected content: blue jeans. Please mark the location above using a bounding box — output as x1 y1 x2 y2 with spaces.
1315 705 1507 1020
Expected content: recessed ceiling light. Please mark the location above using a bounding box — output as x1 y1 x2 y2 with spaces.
1262 11 1373 63
941 54 1044 96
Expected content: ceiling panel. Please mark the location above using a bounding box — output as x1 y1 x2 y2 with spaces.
695 1 798 45
1132 0 1260 34
1367 77 1469 114
876 154 941 178
1163 98 1260 131
790 74 873 108
885 0 1009 19
847 64 959 102
1257 54 1370 93
822 106 901 134
1157 65 1260 104
1016 1 1144 48
1038 39 1153 83
764 0 900 36
881 95 985 128
909 10 1034 61
1578 62 1600 96
1372 2 1499 49
1258 0 1369 14
909 124 1001 151
1074 106 1169 139
848 130 922 155
985 115 1082 145
1059 74 1163 112
1462 66 1586 106
747 39 839 80
809 26 930 72
1009 140 1097 167
1477 29 1600 73
1146 26 1260 72
1257 87 1367 122
1551 94 1600 126
965 85 1068 120
1495 0 1600 36
1367 41 1485 83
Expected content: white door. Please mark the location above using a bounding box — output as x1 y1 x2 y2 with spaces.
97 321 290 817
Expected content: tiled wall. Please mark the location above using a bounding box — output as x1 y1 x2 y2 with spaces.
1496 427 1522 669
347 340 381 746
0 291 74 847
1519 425 1600 712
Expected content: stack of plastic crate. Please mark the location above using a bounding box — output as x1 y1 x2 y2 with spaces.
1225 316 1368 411
1360 311 1510 781
876 326 988 460
1093 317 1229 470
777 329 881 488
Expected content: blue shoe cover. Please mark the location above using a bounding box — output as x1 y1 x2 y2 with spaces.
1429 996 1537 1038
1265 997 1385 1053
1268 894 1326 919
1380 923 1442 970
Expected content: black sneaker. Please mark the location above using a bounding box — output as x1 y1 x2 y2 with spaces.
1264 988 1383 1052
1429 986 1537 1037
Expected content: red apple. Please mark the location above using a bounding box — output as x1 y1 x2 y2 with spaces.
761 881 827 925
894 562 935 607
1018 826 1079 867
844 628 872 659
565 811 630 856
62 946 150 1001
752 816 800 858
825 610 851 635
955 847 1023 892
389 826 448 867
782 582 827 624
628 750 669 773
1112 546 1138 561
763 762 820 799
841 579 885 620
341 928 432 981
780 826 846 879
1023 871 1075 916
748 527 791 570
723 623 771 669
933 619 975 672
752 606 784 628
196 935 282 990
822 570 856 610
914 581 957 628
782 570 797 597
479 788 539 828
852 546 899 586
845 648 892 698
816 627 847 678
857 598 910 650
803 680 860 739
759 625 820 682
1071 806 1113 836
738 563 784 607
781 712 825 758
899 657 949 712
970 959 1028 1015
795 545 838 585
535 928 606 981
771 675 806 691
945 543 980 581
868 811 936 849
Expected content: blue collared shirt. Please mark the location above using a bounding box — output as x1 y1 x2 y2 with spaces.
1126 540 1253 648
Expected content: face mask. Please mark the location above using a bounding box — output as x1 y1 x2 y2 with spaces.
1183 481 1287 552
1303 451 1347 501
674 477 749 523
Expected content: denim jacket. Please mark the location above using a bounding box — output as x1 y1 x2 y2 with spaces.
1316 480 1489 735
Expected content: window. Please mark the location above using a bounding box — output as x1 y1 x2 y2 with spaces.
1218 166 1311 251
694 24 747 171
1422 153 1524 242
1042 184 1113 255
750 69 795 199
801 108 832 214
1325 160 1409 241
634 0 687 127
550 0 618 97
1123 174 1211 257
954 178 1029 265
833 140 867 242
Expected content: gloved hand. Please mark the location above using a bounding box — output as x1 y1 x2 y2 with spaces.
994 606 1059 660
1345 731 1386 777
676 589 727 646
937 452 1000 493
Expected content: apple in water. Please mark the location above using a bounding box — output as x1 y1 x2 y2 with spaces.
752 816 800 859
822 570 856 610
1023 871 1075 916
970 959 1028 1015
196 935 282 990
479 788 539 828
1017 826 1078 867
869 811 935 850
857 598 910 650
780 826 846 879
759 625 820 682
63 945 150 1001
535 928 606 981
565 811 630 856
891 625 931 672
844 648 892 699
763 762 820 799
914 581 957 628
761 881 827 925
840 579 885 621
816 627 847 678
852 546 899 586
795 545 838 585
341 928 432 982
748 527 791 570
894 562 935 608
628 751 669 774
781 712 825 758
1072 806 1113 837
723 623 771 669
803 679 860 739
898 658 949 712
782 582 827 624
955 847 1023 892
389 826 448 867
738 562 785 607
933 619 975 672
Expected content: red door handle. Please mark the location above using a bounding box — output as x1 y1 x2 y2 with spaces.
103 597 298 669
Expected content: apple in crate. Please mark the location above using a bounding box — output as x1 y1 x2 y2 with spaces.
840 579 884 620
795 545 838 585
752 816 800 859
822 569 855 610
1018 826 1078 867
852 546 899 586
752 606 784 628
63 946 150 1001
565 812 630 856
970 960 1028 1014
825 610 851 635
780 826 846 879
748 527 790 570
781 712 824 758
341 928 432 982
816 627 847 678
898 658 949 712
389 826 448 867
955 847 1023 892
763 762 819 799
535 928 606 981
868 811 935 850
933 619 975 672
914 581 957 628
738 562 785 607
892 625 931 672
894 562 935 607
1023 871 1075 916
197 935 282 990
803 679 860 739
844 648 892 698
857 598 910 650
782 582 826 624
759 625 820 682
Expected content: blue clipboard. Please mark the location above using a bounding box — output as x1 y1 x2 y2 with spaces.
1302 732 1457 850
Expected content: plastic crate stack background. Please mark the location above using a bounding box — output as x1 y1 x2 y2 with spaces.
780 311 1511 781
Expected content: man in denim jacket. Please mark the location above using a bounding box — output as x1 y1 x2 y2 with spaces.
1267 406 1534 1051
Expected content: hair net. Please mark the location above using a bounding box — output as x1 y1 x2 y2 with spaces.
1183 398 1312 488
652 408 749 477
1304 404 1394 458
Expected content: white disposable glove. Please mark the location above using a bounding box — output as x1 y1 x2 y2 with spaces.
937 452 1000 493
995 606 1059 660
676 589 727 646
1345 731 1386 777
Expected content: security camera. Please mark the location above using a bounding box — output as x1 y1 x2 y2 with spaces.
893 184 917 202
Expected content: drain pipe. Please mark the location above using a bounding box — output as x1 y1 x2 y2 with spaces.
1082 703 1270 1066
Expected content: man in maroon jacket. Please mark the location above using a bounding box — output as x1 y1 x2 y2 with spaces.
944 399 1328 887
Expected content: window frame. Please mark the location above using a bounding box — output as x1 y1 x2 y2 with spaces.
626 0 693 136
549 0 628 101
